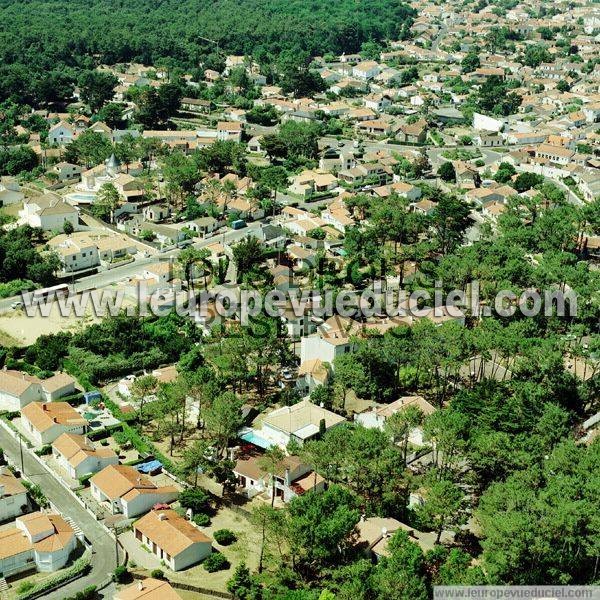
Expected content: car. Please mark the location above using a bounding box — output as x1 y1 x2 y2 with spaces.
10 301 23 310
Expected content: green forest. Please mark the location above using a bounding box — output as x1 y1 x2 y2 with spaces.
0 0 414 104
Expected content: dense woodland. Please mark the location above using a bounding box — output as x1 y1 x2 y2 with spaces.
0 0 414 105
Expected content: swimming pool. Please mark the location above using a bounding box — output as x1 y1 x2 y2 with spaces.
66 191 97 204
240 430 276 449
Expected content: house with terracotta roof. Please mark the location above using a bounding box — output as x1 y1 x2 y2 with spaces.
48 121 75 145
133 509 212 571
21 401 87 446
233 453 325 502
90 465 178 518
52 433 118 479
0 466 28 521
0 370 76 412
0 512 76 577
115 578 183 600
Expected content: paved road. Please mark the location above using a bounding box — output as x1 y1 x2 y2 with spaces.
0 221 263 311
0 426 116 599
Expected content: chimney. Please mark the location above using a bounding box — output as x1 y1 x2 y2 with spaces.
381 527 388 538
53 417 58 423
158 513 166 521
138 581 144 591
137 477 142 484
284 468 291 486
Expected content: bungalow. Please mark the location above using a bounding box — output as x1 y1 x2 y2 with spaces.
47 236 100 274
354 395 435 445
364 93 392 112
259 399 346 448
21 402 88 447
0 467 28 522
115 578 183 600
0 512 76 577
180 98 211 114
133 509 212 571
474 132 503 147
356 119 392 137
534 143 575 165
187 216 218 237
90 465 178 518
52 433 118 479
372 182 422 201
338 163 392 187
217 121 243 143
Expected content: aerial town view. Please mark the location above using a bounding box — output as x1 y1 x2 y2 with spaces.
0 0 598 598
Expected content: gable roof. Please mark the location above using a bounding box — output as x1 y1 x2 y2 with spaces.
21 402 87 433
115 578 182 600
90 464 158 500
134 509 211 557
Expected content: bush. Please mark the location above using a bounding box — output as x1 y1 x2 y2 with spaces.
193 513 211 527
203 552 230 572
112 565 130 583
150 568 165 579
213 529 237 546
17 582 35 594
34 445 52 456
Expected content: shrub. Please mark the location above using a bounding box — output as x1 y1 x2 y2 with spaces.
214 529 237 546
35 445 52 456
193 513 211 527
150 568 165 579
203 552 230 572
112 565 129 583
17 582 35 594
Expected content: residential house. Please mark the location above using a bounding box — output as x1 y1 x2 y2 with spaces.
372 182 422 201
289 170 338 199
133 509 212 571
354 395 436 445
48 121 75 145
90 465 178 518
233 454 325 502
186 216 218 237
115 578 183 600
53 162 83 182
217 121 243 143
259 399 346 447
0 467 28 522
19 195 79 231
21 402 88 447
397 119 428 144
534 143 575 165
300 315 361 364
338 162 392 187
0 370 76 412
47 236 100 274
52 433 118 479
180 98 211 114
297 358 330 393
474 132 503 147
0 180 24 206
364 93 392 112
352 61 380 81
356 119 392 137
0 512 76 577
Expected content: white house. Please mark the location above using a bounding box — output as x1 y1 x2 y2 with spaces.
0 370 76 412
354 395 436 445
300 315 361 365
19 195 79 231
0 512 76 577
48 121 76 145
0 467 28 522
90 465 178 518
21 402 88 447
47 236 100 274
259 399 346 448
352 61 380 81
52 433 119 479
53 162 84 182
133 509 212 571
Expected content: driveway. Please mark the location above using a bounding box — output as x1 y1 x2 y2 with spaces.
0 425 116 599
